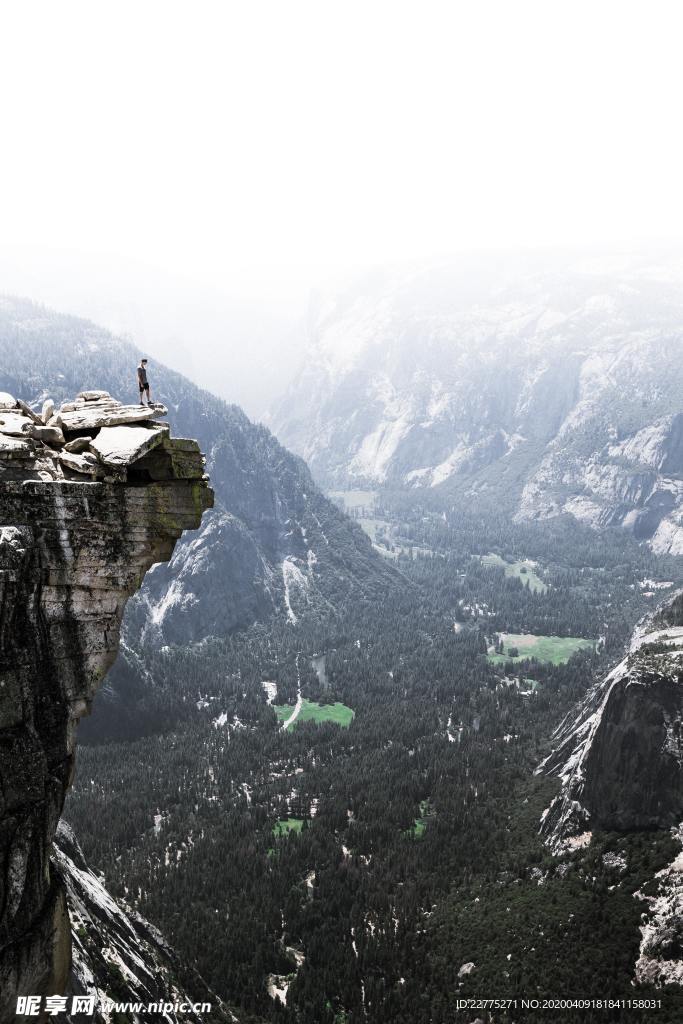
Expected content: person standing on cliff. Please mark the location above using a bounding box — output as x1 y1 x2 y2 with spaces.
137 358 152 406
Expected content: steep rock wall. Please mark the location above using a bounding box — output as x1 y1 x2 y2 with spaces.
52 822 226 1022
0 394 212 1020
537 610 683 849
537 595 683 987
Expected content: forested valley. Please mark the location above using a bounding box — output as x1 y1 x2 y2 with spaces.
65 501 683 1024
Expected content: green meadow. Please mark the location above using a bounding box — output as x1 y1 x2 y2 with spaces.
274 699 355 730
480 552 548 593
272 818 304 837
488 633 595 666
405 800 434 838
327 489 378 511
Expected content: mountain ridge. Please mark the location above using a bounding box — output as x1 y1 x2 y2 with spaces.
273 259 683 554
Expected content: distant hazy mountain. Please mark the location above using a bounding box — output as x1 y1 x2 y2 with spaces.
273 254 683 554
0 296 392 644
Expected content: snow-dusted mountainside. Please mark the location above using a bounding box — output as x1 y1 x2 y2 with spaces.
53 823 234 1023
0 297 393 646
272 256 683 553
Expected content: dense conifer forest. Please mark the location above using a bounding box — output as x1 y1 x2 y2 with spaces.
66 505 683 1023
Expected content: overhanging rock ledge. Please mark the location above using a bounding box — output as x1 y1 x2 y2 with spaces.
0 390 213 1020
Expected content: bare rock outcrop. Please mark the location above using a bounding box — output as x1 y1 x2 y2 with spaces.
537 598 683 849
635 823 683 988
519 413 683 557
52 822 231 1023
537 594 683 988
0 392 213 1021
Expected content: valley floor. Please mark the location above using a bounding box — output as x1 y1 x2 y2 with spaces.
66 503 683 1023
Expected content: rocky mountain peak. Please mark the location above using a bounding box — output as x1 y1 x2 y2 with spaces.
0 391 213 1019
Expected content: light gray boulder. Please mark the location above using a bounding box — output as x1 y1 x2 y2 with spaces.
25 424 66 446
64 437 94 454
0 413 33 436
77 390 112 402
89 423 168 466
58 450 105 477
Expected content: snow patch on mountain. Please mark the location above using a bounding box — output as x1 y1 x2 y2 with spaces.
149 578 185 626
282 557 309 624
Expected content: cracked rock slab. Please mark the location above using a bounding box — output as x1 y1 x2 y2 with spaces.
59 403 168 431
88 423 168 466
58 451 105 477
0 412 33 436
0 435 35 459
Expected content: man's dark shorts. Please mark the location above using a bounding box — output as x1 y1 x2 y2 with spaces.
140 384 150 395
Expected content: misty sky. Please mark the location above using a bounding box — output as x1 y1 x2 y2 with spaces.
1 1 682 413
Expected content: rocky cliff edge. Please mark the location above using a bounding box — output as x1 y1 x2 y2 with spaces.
0 390 213 1020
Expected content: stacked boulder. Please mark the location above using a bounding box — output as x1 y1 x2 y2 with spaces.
0 390 207 484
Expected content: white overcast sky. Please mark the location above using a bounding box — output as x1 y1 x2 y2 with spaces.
0 1 682 411
2 1 683 291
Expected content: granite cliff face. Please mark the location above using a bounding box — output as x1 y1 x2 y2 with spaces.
538 593 683 988
538 594 683 848
516 411 683 556
53 822 231 1023
0 390 212 1020
272 258 683 553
